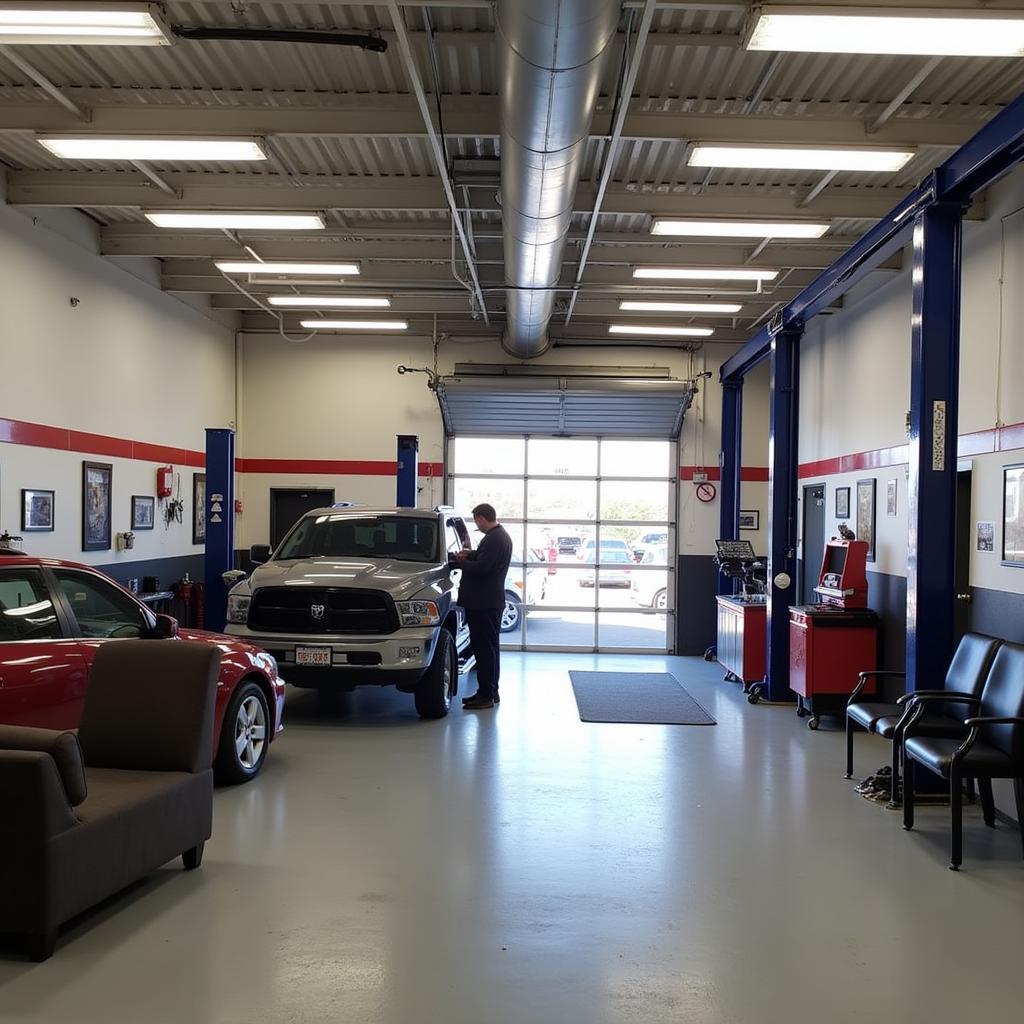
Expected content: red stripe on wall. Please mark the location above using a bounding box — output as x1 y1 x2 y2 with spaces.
236 458 445 476
679 466 770 482
0 417 72 451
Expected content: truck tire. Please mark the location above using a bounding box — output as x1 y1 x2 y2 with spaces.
415 629 456 719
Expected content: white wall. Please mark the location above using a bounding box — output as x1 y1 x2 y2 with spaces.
0 201 236 567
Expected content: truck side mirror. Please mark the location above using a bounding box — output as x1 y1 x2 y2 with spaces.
250 544 272 565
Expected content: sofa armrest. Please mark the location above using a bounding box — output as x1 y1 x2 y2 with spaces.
0 750 78 839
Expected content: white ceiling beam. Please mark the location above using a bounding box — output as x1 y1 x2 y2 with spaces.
0 99 987 148
9 171 917 219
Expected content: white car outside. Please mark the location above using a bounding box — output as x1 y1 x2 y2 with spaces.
630 545 670 609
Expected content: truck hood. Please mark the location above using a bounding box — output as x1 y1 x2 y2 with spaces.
246 557 450 601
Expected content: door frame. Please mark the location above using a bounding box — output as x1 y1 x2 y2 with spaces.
801 482 827 604
269 487 336 549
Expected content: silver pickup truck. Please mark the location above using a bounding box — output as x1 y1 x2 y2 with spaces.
225 505 471 718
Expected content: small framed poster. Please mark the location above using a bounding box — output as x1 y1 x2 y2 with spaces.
192 473 207 544
82 461 112 551
856 478 876 562
977 521 995 553
738 509 760 531
835 486 850 519
22 489 54 532
886 478 897 517
131 495 155 530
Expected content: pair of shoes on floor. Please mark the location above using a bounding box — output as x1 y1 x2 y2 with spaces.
462 691 499 705
855 773 891 797
462 694 497 710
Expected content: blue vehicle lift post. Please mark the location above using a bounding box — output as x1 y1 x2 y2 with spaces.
203 427 235 634
396 434 419 508
718 379 743 596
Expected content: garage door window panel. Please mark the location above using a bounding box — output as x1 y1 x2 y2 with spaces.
527 438 598 476
451 437 525 476
451 477 525 520
527 480 596 522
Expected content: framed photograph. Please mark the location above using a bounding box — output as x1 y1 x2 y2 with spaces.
977 521 995 553
192 473 207 545
835 486 850 519
82 461 112 551
886 478 898 517
131 495 155 531
21 489 54 532
856 478 876 562
1003 464 1024 565
738 509 760 531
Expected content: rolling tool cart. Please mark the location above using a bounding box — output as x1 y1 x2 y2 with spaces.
713 539 768 691
789 540 878 729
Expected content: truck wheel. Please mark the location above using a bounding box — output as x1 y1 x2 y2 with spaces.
415 629 456 719
652 588 667 610
500 592 522 633
215 680 270 785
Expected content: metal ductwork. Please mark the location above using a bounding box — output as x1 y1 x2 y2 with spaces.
497 0 621 359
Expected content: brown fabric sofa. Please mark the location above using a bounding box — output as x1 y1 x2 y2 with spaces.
0 640 220 960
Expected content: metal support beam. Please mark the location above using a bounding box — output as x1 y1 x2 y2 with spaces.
869 57 942 134
906 203 964 691
0 46 86 119
203 428 236 634
396 435 419 508
763 327 801 704
718 379 742 595
385 0 488 324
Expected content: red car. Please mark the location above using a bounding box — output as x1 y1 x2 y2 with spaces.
0 554 285 784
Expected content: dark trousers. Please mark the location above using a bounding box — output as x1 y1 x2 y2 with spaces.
465 607 502 699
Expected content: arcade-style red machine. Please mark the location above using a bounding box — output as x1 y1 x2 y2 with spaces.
789 539 878 729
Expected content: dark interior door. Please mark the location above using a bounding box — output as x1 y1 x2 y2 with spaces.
270 488 335 549
954 469 972 640
801 484 826 604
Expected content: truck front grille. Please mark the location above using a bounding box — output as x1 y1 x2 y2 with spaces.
248 588 397 635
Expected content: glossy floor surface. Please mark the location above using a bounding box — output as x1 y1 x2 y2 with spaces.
2 653 1023 1023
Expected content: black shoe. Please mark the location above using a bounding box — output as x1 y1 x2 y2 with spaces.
462 695 496 710
462 692 500 705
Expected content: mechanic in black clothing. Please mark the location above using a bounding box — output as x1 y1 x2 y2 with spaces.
451 502 513 710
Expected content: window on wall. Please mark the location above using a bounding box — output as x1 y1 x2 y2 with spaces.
449 436 675 653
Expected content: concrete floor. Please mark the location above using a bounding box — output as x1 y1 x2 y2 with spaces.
2 653 1023 1024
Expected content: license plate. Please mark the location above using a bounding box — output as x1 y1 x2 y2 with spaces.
296 646 332 667
399 646 421 659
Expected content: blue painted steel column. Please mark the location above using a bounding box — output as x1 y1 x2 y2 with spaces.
764 328 801 702
718 379 743 595
203 428 235 634
907 203 964 690
396 434 419 508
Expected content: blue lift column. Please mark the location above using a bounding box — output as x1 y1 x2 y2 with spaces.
718 379 743 595
761 327 802 703
396 434 419 508
203 427 235 634
906 201 965 690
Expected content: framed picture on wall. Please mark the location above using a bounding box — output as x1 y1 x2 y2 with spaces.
856 478 876 562
1002 464 1024 566
82 462 112 551
886 478 898 517
192 473 207 545
738 510 760 531
835 486 850 519
131 495 155 531
22 489 54 532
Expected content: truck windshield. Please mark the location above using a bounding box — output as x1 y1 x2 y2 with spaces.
277 515 439 563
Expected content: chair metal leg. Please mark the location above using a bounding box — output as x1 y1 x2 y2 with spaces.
1014 779 1024 860
903 759 916 830
978 778 996 827
845 716 855 779
889 725 903 807
950 770 963 870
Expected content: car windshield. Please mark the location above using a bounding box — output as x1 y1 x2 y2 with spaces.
602 549 631 564
277 514 439 563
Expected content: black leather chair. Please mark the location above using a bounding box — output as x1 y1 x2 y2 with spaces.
903 640 1024 870
845 632 1002 802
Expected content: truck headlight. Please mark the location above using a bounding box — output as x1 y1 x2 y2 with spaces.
396 600 440 626
227 594 251 624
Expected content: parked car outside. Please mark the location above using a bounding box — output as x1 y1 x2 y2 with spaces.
501 551 548 633
632 531 669 562
556 535 582 556
630 545 670 609
578 546 633 588
0 555 285 784
577 537 632 565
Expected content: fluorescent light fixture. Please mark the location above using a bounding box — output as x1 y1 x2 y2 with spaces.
746 6 1024 57
0 3 172 45
651 218 829 239
215 261 359 276
619 301 743 314
609 325 715 338
39 136 266 161
146 212 325 230
300 320 409 331
268 295 390 308
689 144 913 173
634 267 778 282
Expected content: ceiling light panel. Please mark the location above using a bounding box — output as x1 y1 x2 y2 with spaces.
215 261 359 276
0 3 171 45
146 212 325 230
651 219 829 239
619 301 743 314
634 267 779 282
689 144 913 172
609 325 715 337
39 137 266 161
300 320 409 331
268 296 391 308
747 6 1024 57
